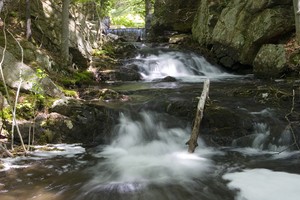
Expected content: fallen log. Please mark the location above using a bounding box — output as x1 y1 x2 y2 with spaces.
186 79 210 153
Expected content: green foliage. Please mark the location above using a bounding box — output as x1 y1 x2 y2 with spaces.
38 129 55 144
73 0 112 17
0 106 12 120
92 49 109 56
112 15 143 28
32 68 47 96
72 0 149 27
109 0 146 27
102 42 116 55
16 101 35 120
62 89 78 98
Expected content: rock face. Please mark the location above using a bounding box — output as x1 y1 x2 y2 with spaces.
151 0 200 35
192 0 227 47
11 98 121 145
0 47 63 97
192 0 294 70
45 98 120 144
152 0 295 77
30 0 101 67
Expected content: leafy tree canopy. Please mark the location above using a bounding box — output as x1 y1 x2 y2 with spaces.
73 0 151 28
110 0 145 28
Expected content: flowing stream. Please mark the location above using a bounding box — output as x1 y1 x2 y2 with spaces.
127 47 237 82
1 46 300 200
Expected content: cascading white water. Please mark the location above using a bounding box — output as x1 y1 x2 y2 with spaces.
131 48 234 82
80 111 215 196
251 123 270 149
233 122 292 152
107 28 146 41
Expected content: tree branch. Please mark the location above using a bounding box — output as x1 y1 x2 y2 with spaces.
186 79 210 153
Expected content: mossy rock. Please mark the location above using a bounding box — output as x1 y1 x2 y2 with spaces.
289 50 300 67
99 89 120 101
59 71 95 87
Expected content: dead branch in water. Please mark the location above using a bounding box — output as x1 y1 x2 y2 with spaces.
284 89 300 150
186 79 210 153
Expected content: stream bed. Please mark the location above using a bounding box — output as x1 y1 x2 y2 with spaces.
1 46 300 200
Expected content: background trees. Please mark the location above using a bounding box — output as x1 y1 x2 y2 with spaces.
60 0 153 67
61 0 70 67
294 0 300 44
26 0 31 40
108 0 153 28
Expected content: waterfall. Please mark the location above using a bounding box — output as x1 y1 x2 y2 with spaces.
79 111 215 197
128 48 236 82
107 28 146 41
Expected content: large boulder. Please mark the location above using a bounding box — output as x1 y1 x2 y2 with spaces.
192 0 294 69
151 0 200 36
0 47 63 97
34 98 120 144
253 44 287 78
192 0 227 47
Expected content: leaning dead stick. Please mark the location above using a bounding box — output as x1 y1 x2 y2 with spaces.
186 79 210 153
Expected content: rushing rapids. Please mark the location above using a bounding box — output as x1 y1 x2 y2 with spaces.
128 47 236 82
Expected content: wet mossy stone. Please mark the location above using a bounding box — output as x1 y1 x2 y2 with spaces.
253 44 287 79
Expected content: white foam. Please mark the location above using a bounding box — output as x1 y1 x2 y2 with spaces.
83 112 215 193
223 168 300 200
133 49 238 82
0 144 85 172
32 143 85 157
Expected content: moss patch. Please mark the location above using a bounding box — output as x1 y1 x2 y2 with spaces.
58 71 95 87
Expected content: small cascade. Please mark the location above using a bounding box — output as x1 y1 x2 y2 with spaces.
79 111 214 198
128 48 235 82
107 28 146 41
233 122 293 152
231 108 294 152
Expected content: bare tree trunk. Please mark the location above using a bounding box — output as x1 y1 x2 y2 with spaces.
61 0 70 67
293 0 300 43
0 0 4 27
26 0 31 40
186 79 210 153
0 0 4 13
145 0 152 39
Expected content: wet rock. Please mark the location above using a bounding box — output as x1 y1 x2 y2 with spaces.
97 66 142 82
169 34 191 44
160 76 177 82
47 98 120 144
253 44 287 78
80 88 131 102
201 106 253 146
98 89 117 100
6 110 113 145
